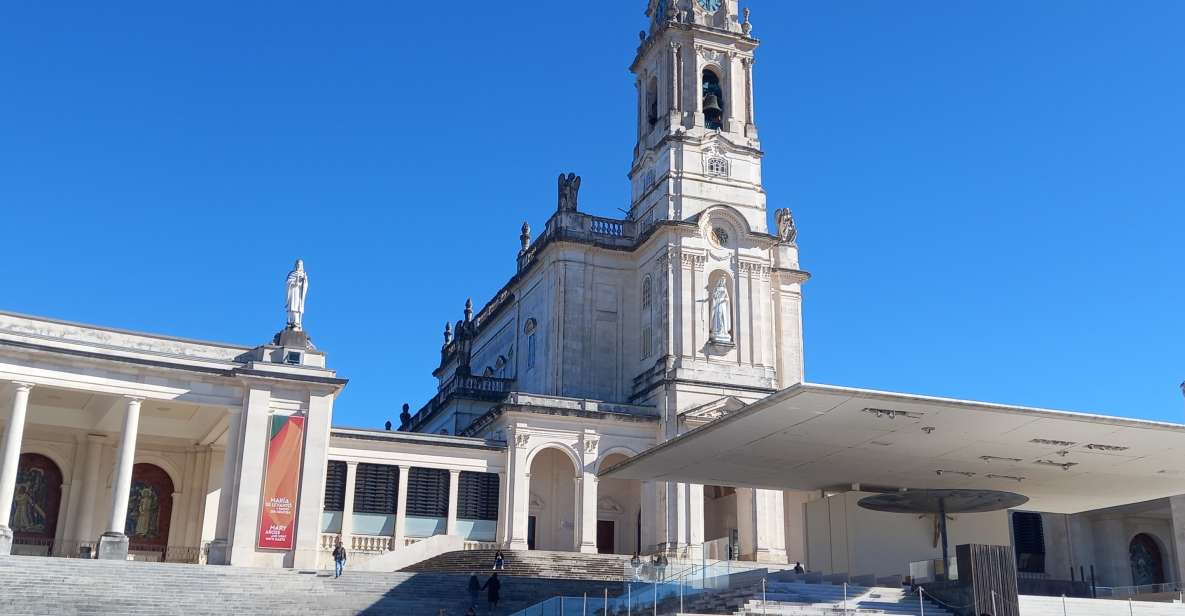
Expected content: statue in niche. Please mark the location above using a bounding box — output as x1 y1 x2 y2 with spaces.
557 173 581 212
710 278 733 344
285 259 310 330
775 208 797 244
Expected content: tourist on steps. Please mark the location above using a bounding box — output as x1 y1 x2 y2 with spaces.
482 573 502 612
793 562 805 575
467 574 481 608
493 550 505 571
332 539 347 578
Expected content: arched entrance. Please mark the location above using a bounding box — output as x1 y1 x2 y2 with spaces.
10 453 62 555
527 448 577 551
596 453 641 555
1130 533 1166 586
125 463 174 559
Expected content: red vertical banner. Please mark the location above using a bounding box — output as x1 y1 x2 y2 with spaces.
257 414 305 550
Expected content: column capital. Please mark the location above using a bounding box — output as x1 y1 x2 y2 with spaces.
345 461 359 468
10 382 34 393
449 469 461 476
122 395 145 404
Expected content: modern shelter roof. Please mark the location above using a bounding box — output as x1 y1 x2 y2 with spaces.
601 383 1185 513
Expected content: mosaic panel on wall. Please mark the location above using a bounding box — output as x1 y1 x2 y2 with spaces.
11 454 62 541
124 463 174 546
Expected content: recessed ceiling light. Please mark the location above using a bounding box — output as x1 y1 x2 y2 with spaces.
980 455 1023 463
1035 459 1078 471
1031 438 1076 447
1084 443 1129 452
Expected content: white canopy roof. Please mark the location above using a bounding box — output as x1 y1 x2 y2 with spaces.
602 383 1185 513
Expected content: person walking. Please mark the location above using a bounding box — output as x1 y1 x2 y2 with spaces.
793 562 805 574
482 573 502 612
467 574 481 608
493 550 505 571
332 539 347 579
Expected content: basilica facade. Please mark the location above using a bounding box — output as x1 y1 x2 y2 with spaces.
396 0 807 563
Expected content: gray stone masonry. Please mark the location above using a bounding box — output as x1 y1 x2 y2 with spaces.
0 556 623 616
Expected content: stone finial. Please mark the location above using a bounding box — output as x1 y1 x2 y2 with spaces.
558 173 581 212
464 298 474 322
520 222 531 252
384 420 392 431
742 8 753 36
444 322 453 345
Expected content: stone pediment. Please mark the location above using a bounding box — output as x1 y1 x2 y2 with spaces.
680 396 748 423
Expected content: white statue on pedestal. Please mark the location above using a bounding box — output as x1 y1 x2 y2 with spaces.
285 259 309 330
710 278 732 343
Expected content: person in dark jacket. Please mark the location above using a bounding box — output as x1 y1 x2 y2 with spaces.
467 574 481 608
482 573 502 611
332 539 347 578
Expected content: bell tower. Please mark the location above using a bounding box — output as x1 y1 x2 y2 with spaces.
629 0 765 232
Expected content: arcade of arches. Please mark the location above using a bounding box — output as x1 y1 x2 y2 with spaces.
9 453 179 560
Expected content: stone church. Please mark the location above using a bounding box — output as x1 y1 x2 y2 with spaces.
2 0 1184 592
399 0 806 562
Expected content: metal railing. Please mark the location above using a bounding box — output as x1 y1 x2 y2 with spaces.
1096 581 1185 599
8 538 209 564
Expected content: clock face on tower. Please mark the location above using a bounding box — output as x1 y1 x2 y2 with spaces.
696 0 722 12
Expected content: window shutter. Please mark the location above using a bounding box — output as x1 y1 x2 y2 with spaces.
323 460 347 511
353 464 399 515
458 472 500 521
407 468 450 517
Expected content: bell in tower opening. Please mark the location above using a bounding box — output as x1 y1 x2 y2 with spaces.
702 69 724 130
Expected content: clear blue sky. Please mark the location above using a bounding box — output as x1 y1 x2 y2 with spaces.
2 1 1182 427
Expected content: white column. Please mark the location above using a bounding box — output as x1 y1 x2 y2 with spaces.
0 382 34 539
688 483 705 558
227 388 271 566
578 473 598 554
73 434 104 542
753 488 788 564
341 462 358 544
1170 496 1185 587
508 429 532 550
393 465 410 547
106 396 143 534
293 390 335 569
495 471 509 545
640 480 659 553
213 408 243 542
446 469 461 537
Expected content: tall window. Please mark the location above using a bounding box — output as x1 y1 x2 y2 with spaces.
646 77 660 129
457 472 500 521
641 277 654 359
1012 511 1046 573
407 468 450 518
702 69 724 130
323 460 347 511
354 464 400 515
525 319 538 370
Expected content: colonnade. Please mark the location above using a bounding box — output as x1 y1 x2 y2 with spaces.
0 383 147 559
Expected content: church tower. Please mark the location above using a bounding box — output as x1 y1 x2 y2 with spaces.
629 0 766 233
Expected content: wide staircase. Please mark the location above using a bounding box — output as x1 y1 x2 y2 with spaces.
406 549 633 581
686 579 952 616
0 555 623 616
1020 595 1185 615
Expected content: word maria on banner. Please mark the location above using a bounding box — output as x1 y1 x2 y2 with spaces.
257 414 306 550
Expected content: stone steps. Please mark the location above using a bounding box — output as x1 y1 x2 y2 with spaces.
406 549 633 581
0 555 625 616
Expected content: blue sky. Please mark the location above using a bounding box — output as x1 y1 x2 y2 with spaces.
2 1 1182 427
